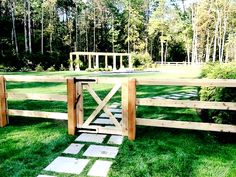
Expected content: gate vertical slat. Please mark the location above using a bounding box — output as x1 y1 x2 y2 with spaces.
77 83 84 127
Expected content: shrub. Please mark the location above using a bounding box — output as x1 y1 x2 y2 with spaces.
35 64 44 72
47 65 56 72
131 52 153 68
199 62 236 125
59 64 67 71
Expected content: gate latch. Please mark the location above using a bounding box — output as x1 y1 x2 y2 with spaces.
74 94 81 109
74 78 97 84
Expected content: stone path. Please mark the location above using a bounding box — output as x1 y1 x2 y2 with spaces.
38 102 123 177
152 90 198 100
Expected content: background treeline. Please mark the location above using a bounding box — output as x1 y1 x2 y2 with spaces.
1 0 236 70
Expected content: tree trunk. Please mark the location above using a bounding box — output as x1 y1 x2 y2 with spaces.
213 10 219 63
218 11 222 63
164 42 168 64
220 13 227 63
41 1 44 54
161 37 164 65
187 45 190 65
10 0 18 55
24 0 28 52
50 32 52 53
205 30 210 62
27 0 32 53
75 2 78 51
93 6 96 52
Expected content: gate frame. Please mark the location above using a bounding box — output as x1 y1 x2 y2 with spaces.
67 77 135 139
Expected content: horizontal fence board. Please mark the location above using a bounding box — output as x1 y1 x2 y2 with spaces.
7 92 67 102
4 75 67 83
8 109 67 120
137 98 236 111
136 118 236 133
136 78 236 87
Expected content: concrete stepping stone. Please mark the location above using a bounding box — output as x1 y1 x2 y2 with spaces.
75 133 106 143
63 143 84 155
99 113 109 118
169 96 180 100
152 96 165 99
37 175 56 177
108 108 122 113
93 118 114 125
107 135 123 145
44 156 89 175
114 114 122 119
88 160 112 177
83 145 119 158
109 104 119 108
111 102 121 106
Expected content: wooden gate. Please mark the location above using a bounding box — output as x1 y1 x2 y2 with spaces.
67 77 135 138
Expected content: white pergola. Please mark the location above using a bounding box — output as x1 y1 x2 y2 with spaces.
69 52 132 71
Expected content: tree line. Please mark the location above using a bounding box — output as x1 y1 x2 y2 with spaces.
0 0 236 70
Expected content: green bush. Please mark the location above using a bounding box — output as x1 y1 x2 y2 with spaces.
35 64 44 72
199 62 236 125
131 52 153 68
47 65 56 72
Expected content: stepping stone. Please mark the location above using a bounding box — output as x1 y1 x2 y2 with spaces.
152 96 165 99
93 118 114 125
83 145 119 158
109 104 119 108
100 113 109 118
63 143 84 155
114 114 122 119
75 133 106 143
88 160 112 177
44 157 89 175
171 93 184 97
169 96 180 100
108 108 122 113
107 135 123 145
37 175 56 177
111 102 121 106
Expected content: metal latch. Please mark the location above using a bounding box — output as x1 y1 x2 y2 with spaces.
74 94 81 109
74 78 97 84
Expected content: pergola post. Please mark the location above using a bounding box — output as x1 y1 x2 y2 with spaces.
95 55 99 68
113 55 117 70
120 55 123 69
75 54 80 71
69 53 74 71
128 54 132 69
88 55 92 69
105 55 108 68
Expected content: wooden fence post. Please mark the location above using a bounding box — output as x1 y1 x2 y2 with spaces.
0 76 7 127
67 78 77 135
122 78 136 140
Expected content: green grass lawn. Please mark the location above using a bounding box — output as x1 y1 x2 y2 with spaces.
1 68 236 177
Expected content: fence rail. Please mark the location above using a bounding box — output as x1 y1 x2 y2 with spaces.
0 75 69 129
1 75 236 140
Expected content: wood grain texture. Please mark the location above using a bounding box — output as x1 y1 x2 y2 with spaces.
136 118 236 133
0 76 7 127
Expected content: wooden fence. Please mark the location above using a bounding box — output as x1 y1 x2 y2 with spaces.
126 78 236 140
0 75 68 127
1 75 236 141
